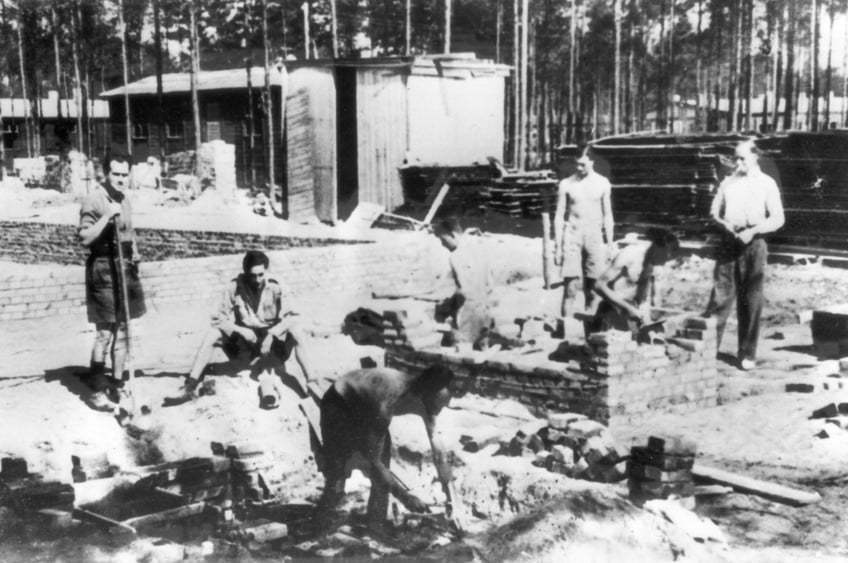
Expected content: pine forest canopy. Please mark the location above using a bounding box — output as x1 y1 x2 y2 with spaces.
1 0 848 166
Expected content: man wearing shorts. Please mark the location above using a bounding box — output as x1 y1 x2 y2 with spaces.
554 149 615 318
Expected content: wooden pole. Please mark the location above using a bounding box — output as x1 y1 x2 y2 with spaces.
444 0 452 54
405 0 411 55
119 0 133 161
302 2 310 59
154 0 166 170
519 0 528 169
330 0 338 57
189 0 202 176
613 0 621 135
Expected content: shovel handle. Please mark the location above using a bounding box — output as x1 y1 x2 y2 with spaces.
112 218 136 413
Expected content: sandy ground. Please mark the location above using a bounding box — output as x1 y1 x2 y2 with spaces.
2 184 848 561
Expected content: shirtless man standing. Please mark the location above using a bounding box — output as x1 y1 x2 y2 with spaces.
554 149 615 317
590 228 680 335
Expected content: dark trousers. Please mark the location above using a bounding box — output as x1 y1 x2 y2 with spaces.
706 236 767 361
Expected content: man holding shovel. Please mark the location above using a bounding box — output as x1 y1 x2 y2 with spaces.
78 154 146 411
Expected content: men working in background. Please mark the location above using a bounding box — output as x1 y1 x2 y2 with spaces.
172 250 318 403
705 140 785 370
590 228 680 336
554 148 615 318
433 218 496 350
78 154 146 411
317 365 466 533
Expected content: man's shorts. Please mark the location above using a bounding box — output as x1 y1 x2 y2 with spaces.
218 328 296 362
560 223 607 279
86 255 146 324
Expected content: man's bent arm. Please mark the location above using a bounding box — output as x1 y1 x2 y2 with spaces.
752 181 785 235
211 286 239 336
424 415 462 515
553 180 567 258
602 180 614 244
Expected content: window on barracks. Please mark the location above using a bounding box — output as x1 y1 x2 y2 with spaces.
2 123 17 149
132 122 149 140
166 119 184 139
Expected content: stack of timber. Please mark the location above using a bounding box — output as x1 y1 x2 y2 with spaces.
588 133 747 228
484 176 558 217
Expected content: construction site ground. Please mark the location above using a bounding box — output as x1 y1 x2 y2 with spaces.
1 185 848 562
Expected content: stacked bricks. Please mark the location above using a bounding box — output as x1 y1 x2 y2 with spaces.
1 457 75 515
811 304 848 358
385 312 720 424
627 436 697 503
71 451 116 483
380 309 443 350
0 229 444 321
216 441 283 503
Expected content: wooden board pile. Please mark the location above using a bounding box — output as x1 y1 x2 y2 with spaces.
627 436 697 504
483 178 557 218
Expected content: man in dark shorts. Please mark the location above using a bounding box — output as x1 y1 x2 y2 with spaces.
78 154 146 410
317 365 466 533
173 250 317 402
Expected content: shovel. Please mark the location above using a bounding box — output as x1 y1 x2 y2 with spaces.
113 218 151 427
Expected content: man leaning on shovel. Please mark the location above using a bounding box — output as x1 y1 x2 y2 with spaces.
78 153 146 411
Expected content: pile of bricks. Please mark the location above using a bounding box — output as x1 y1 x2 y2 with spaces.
0 457 75 519
527 412 628 483
811 304 848 358
380 309 443 350
627 436 697 503
71 451 116 483
211 441 284 503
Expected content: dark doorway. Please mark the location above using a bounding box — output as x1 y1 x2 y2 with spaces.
336 67 358 221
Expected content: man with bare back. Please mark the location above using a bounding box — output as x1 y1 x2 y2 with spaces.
554 148 615 318
317 365 466 533
589 228 680 335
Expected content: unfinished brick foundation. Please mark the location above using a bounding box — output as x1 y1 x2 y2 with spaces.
386 314 720 424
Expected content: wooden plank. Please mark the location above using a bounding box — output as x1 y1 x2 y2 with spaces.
692 464 822 506
73 507 137 535
422 183 451 225
121 501 205 529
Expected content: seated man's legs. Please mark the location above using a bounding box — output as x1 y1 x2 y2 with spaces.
268 325 317 382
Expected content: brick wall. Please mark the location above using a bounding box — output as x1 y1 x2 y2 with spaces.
386 315 719 424
0 236 444 321
0 220 362 266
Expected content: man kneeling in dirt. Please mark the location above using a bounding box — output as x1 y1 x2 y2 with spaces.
317 365 467 533
589 227 680 335
171 250 317 404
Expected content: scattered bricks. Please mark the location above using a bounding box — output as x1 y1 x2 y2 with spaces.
627 462 693 483
840 403 848 415
646 435 697 456
507 437 525 457
527 434 546 453
30 508 75 531
382 310 408 323
580 435 620 466
573 457 590 477
244 520 289 543
566 419 606 440
534 450 553 468
176 458 215 486
549 461 567 475
231 453 275 473
1 457 28 480
631 479 695 498
811 404 839 419
7 481 75 511
684 317 713 331
630 447 695 471
210 442 225 456
785 383 815 393
547 411 586 430
225 441 265 459
551 445 575 465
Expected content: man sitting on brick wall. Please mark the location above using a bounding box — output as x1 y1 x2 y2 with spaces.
317 364 467 533
170 250 318 404
589 228 680 335
78 153 146 411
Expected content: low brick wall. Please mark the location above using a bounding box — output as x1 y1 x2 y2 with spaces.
0 236 443 321
0 220 361 266
386 315 719 424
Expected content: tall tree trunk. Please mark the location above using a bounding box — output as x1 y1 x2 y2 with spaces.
728 0 741 131
568 0 576 142
154 0 166 169
824 0 835 129
329 0 338 57
842 2 848 126
519 0 528 168
667 0 675 132
51 1 63 119
189 0 201 176
245 9 256 189
512 0 519 165
657 0 665 130
119 0 133 161
744 0 754 130
262 0 276 207
694 0 702 131
625 10 633 133
611 0 620 135
495 0 501 63
811 0 820 131
406 0 411 55
72 1 85 154
302 2 310 59
444 0 452 53
783 0 795 129
16 8 32 158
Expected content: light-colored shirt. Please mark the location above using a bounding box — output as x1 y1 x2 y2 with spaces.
710 170 784 234
448 236 493 304
212 275 295 337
